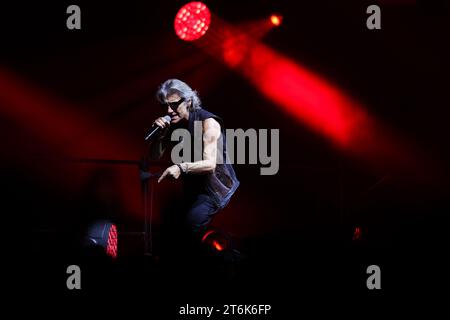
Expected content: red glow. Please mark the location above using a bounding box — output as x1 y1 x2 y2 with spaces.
222 32 249 67
201 229 216 243
352 227 362 241
192 17 425 174
243 43 370 147
270 14 282 27
0 69 144 219
201 229 227 251
174 2 211 41
212 240 224 251
211 29 368 147
196 19 367 147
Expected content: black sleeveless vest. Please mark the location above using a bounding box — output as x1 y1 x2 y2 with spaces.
182 108 239 209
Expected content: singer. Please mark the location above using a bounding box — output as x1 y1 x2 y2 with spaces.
148 79 239 258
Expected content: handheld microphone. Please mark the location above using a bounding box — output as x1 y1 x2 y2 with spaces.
145 115 172 141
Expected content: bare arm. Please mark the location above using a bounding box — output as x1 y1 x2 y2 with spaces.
158 118 221 183
180 118 220 173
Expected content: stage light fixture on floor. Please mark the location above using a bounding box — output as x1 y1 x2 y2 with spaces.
86 220 118 259
174 2 211 41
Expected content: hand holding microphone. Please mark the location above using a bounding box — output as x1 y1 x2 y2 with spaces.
145 115 172 141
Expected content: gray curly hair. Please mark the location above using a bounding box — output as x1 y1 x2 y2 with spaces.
156 79 202 111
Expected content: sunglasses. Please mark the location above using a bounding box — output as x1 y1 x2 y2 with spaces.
160 97 186 111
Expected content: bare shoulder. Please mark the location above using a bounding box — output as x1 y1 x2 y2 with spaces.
203 118 221 140
203 118 221 132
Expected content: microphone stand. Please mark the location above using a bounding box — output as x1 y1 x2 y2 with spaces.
139 156 159 257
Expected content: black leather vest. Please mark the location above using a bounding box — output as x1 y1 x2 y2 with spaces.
183 109 239 209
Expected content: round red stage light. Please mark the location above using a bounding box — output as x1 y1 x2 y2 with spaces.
270 14 282 27
174 2 211 41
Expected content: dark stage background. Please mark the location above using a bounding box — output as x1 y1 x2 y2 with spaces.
1 0 449 310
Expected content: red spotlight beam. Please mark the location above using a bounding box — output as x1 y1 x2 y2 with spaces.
197 17 366 147
194 16 429 177
0 68 140 159
0 68 144 216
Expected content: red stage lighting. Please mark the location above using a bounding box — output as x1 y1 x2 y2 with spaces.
174 2 211 41
106 224 118 259
201 228 229 252
87 220 118 259
270 14 282 27
352 227 362 241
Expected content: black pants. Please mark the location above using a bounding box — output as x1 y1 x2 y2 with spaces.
160 193 219 259
185 193 220 233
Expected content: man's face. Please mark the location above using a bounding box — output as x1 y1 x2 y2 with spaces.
164 93 190 123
